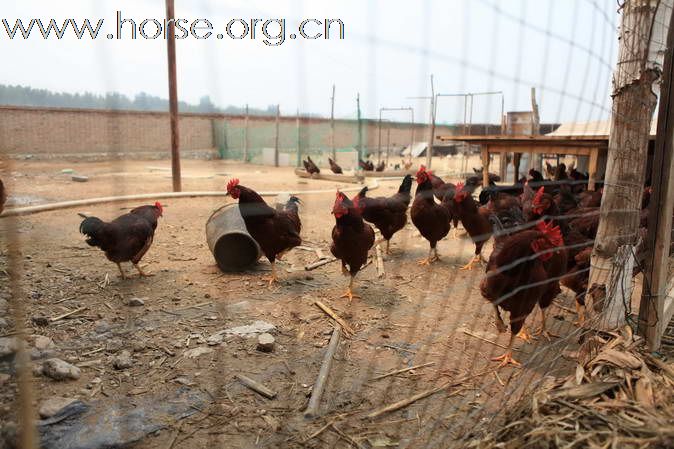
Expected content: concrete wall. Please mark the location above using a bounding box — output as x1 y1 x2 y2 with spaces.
0 105 528 161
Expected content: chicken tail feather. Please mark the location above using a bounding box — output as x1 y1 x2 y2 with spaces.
79 216 106 247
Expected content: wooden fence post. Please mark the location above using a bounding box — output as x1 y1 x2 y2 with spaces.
639 2 674 351
589 0 662 331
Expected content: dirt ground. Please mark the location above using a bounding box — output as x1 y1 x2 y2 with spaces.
0 157 588 448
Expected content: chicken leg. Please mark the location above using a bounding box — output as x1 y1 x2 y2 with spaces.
117 263 127 279
385 240 391 255
575 301 586 326
460 255 480 270
492 333 521 368
133 263 153 277
533 307 557 340
417 247 439 265
264 261 280 285
516 326 533 342
339 275 360 302
493 305 507 333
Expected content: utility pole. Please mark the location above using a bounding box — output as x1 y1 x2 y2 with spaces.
330 84 336 160
530 87 541 171
590 0 662 331
243 104 249 162
356 93 363 161
274 104 280 167
165 0 181 192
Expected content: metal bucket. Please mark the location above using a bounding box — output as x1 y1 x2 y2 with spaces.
205 203 262 272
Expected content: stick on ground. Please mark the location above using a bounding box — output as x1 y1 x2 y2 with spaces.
370 362 435 381
375 244 385 278
236 374 277 399
314 301 355 336
50 306 87 322
304 325 342 419
305 258 337 271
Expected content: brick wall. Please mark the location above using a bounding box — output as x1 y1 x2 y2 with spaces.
0 105 512 160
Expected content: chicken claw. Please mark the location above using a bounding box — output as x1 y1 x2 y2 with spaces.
133 264 153 277
117 263 127 279
516 327 533 342
265 262 280 285
492 351 521 368
339 289 361 303
460 255 480 271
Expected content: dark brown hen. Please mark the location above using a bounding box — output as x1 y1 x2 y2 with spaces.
227 179 302 284
353 175 412 254
453 182 493 270
480 222 563 367
411 166 451 265
330 191 375 301
79 202 163 279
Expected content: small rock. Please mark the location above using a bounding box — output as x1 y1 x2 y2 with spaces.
256 333 275 353
39 397 77 418
31 316 49 327
106 339 124 352
131 340 146 352
71 175 89 182
0 338 17 358
42 358 80 380
224 321 276 337
183 347 214 359
206 333 224 346
127 297 146 307
0 373 10 385
113 350 134 370
34 335 55 350
94 320 110 334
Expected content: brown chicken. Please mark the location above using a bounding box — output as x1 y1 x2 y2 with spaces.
375 161 386 172
480 221 564 367
0 178 5 215
79 202 163 279
411 166 451 265
453 182 492 270
560 246 592 324
328 157 343 174
353 175 412 254
303 156 320 175
330 191 375 301
227 179 302 284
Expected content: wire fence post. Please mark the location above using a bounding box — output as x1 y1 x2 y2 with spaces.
426 74 436 169
243 103 249 163
165 0 181 192
331 84 336 160
274 104 280 167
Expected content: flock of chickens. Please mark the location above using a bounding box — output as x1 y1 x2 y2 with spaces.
0 159 652 370
303 155 413 175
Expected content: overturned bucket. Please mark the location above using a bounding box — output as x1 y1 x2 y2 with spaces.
206 203 262 272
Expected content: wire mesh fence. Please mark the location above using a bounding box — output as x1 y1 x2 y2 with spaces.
1 1 674 449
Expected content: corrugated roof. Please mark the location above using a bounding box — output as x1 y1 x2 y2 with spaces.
546 119 657 137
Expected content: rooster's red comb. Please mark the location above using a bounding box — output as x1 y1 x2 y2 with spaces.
226 178 240 193
154 201 163 214
536 220 563 247
456 182 465 191
417 165 427 174
533 186 545 205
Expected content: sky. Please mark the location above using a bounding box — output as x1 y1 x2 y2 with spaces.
0 0 619 124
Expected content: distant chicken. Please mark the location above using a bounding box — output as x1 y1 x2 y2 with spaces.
328 157 343 174
0 178 5 215
303 156 320 175
480 221 564 367
375 161 386 172
79 202 163 279
330 191 375 301
411 166 451 265
359 159 374 171
227 179 302 284
354 175 413 254
453 183 492 270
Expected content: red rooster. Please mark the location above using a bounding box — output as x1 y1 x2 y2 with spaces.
411 166 451 265
480 221 564 367
353 175 412 254
227 179 302 284
453 182 492 270
330 191 375 301
79 202 163 279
